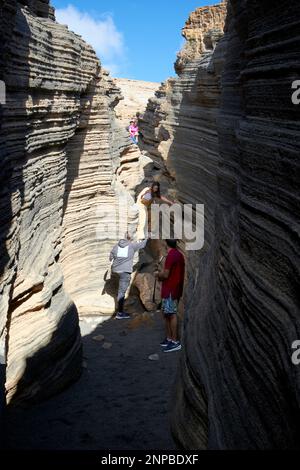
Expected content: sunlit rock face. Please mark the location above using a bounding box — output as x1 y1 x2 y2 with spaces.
141 0 300 450
0 0 141 404
60 76 155 316
114 78 159 127
175 2 227 75
59 71 129 317
0 0 101 403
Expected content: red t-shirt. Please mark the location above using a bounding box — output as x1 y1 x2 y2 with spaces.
161 249 185 300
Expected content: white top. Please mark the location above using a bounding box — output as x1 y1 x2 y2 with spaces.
117 246 129 258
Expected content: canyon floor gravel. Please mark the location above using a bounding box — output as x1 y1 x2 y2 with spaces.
6 312 180 450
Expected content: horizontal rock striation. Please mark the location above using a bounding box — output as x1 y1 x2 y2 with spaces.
199 0 300 449
141 0 300 450
60 76 151 316
0 0 95 404
140 2 227 447
175 2 226 74
140 2 227 245
0 0 142 403
59 72 128 317
114 78 159 126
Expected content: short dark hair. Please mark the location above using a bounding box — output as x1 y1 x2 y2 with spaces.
166 239 177 249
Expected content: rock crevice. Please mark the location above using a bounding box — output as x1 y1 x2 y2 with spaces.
1 0 299 451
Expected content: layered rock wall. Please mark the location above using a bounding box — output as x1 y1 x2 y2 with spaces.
0 0 137 404
197 0 300 449
140 0 300 449
0 0 97 403
59 72 128 316
60 75 154 316
141 3 227 247
114 78 159 126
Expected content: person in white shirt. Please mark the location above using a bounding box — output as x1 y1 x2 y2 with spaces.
109 233 147 319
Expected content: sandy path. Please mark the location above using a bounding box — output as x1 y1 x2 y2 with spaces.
6 313 180 450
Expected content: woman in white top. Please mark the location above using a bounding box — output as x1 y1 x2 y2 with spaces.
136 182 173 239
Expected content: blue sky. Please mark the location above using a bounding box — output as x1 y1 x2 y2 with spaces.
52 0 220 83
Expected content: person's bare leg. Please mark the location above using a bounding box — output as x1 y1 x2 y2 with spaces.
136 203 147 240
169 314 178 342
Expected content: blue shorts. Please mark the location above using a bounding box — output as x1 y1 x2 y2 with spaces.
162 296 178 316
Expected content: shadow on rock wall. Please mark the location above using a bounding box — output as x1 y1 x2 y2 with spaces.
0 1 30 447
171 0 300 450
0 0 83 444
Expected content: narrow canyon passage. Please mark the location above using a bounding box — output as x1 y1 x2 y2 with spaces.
6 314 179 450
1 0 299 452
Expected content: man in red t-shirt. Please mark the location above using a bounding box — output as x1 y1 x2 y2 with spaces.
155 239 185 353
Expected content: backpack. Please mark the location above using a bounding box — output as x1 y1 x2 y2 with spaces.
141 191 153 207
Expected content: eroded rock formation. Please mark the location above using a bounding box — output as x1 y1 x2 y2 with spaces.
140 0 300 450
60 76 156 316
2 0 299 450
114 78 159 126
0 0 104 403
0 0 146 404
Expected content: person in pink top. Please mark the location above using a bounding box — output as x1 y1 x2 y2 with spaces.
128 120 139 144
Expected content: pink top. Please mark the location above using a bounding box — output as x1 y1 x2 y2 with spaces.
129 124 139 137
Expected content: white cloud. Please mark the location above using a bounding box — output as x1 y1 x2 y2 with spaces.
102 62 120 76
55 4 126 76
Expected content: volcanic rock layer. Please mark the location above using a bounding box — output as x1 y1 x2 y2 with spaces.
140 0 300 450
114 78 159 126
1 0 299 451
0 0 148 404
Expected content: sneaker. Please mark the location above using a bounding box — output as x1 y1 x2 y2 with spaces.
160 338 171 348
116 312 131 320
163 341 182 353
